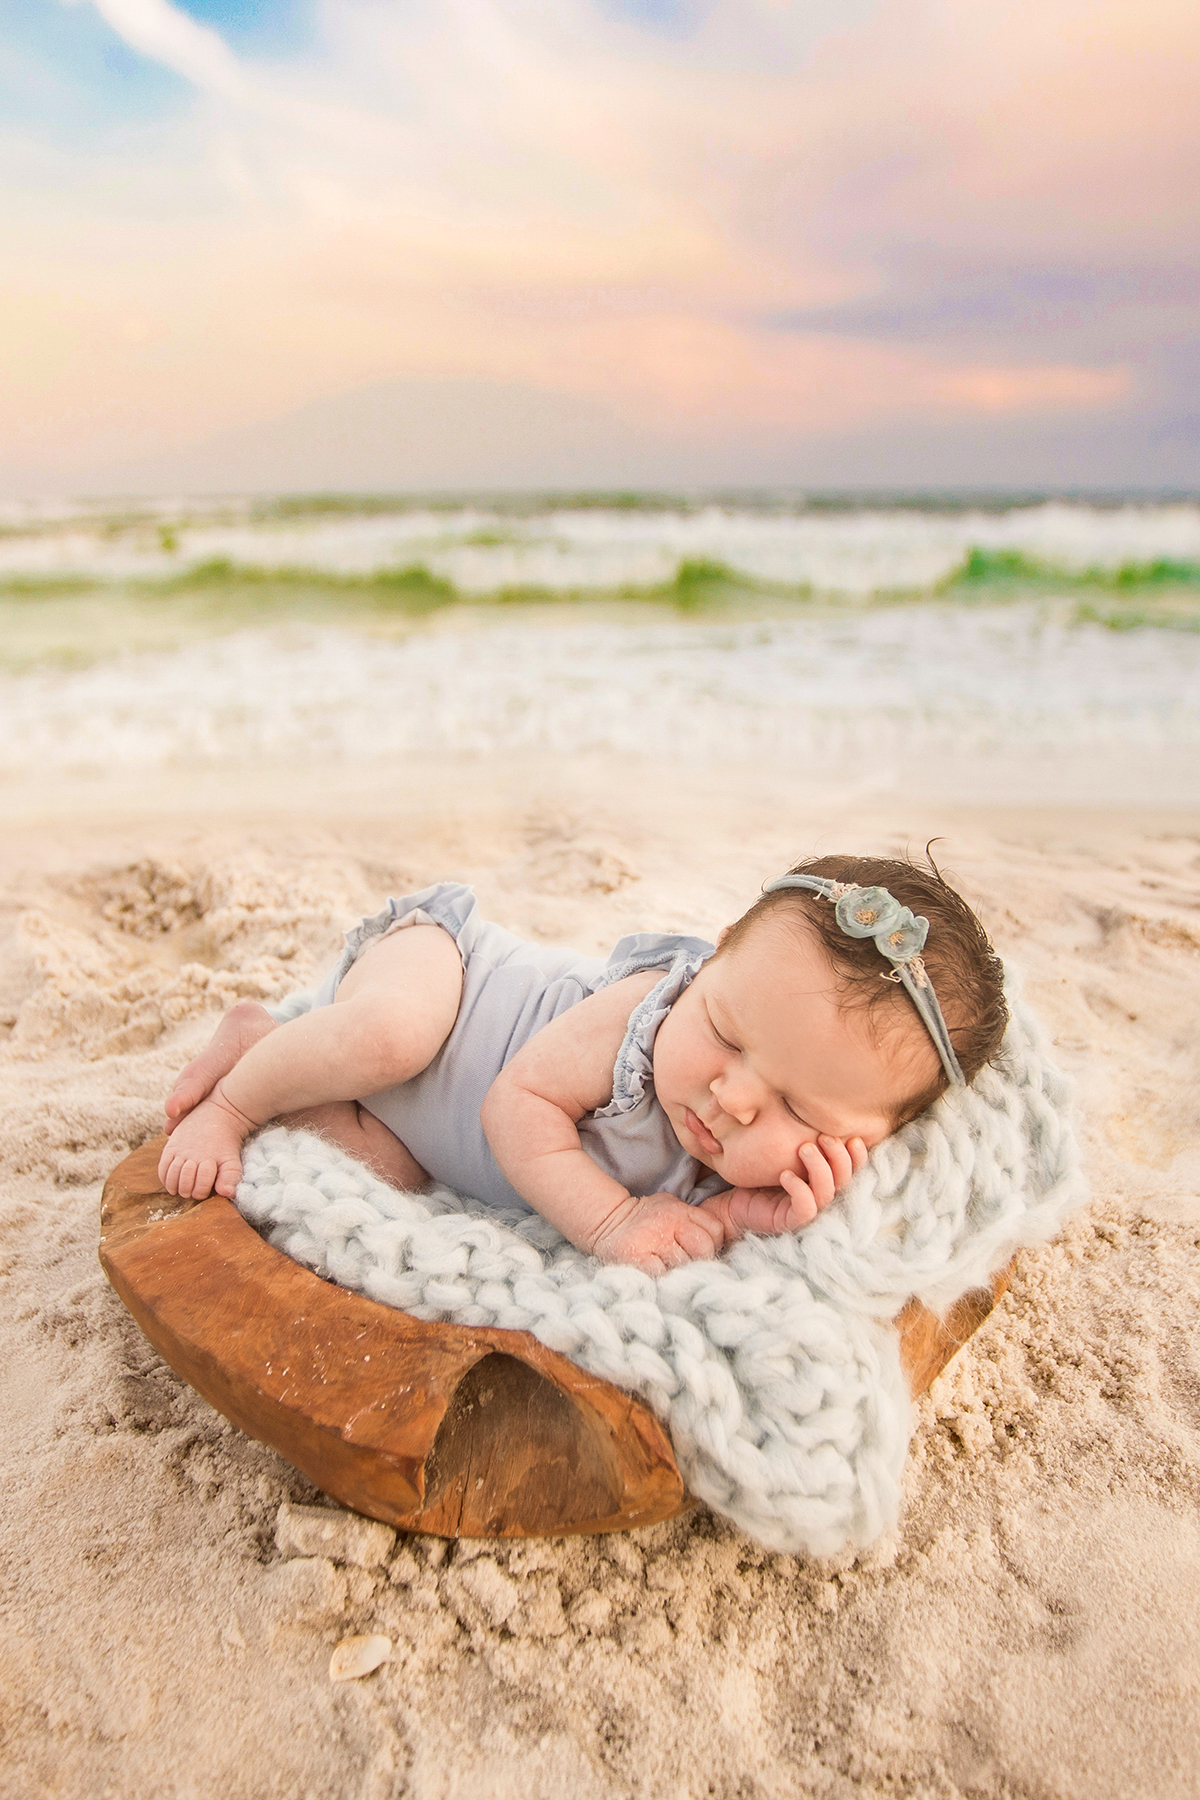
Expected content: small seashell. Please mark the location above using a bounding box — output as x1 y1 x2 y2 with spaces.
329 1633 392 1682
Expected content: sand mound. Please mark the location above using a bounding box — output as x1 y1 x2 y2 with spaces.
2 791 1198 1799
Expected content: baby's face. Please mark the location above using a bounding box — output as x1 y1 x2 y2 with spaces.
652 914 936 1191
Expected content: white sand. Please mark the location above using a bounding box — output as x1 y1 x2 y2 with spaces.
2 757 1198 1799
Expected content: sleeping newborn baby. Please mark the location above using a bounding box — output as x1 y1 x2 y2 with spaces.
159 854 1007 1274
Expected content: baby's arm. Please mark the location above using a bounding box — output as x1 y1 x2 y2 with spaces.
159 923 462 1199
481 974 725 1275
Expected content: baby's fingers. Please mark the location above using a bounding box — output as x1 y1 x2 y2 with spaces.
817 1134 867 1194
624 1220 718 1275
815 1135 853 1192
780 1169 819 1227
797 1140 837 1211
677 1207 724 1259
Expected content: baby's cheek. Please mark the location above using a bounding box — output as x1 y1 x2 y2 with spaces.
725 1136 788 1187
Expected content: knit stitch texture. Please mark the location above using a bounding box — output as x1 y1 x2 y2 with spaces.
236 979 1085 1554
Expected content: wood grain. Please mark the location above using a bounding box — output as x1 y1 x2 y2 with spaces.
99 1136 1011 1538
895 1270 1012 1398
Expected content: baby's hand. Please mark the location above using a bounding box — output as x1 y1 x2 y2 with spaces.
157 1086 257 1201
588 1191 725 1275
698 1135 867 1243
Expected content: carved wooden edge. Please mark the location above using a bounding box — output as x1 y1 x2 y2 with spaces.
100 1138 685 1537
100 1137 1012 1538
895 1268 1012 1399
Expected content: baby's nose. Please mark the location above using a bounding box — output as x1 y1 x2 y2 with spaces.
711 1072 757 1126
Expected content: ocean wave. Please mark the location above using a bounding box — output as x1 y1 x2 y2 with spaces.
2 499 1199 614
4 605 1198 803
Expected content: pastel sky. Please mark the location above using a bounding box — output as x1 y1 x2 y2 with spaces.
2 0 1197 494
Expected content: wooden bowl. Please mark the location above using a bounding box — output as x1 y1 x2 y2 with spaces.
100 1137 1010 1539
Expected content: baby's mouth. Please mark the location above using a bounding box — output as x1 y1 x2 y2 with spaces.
683 1107 722 1158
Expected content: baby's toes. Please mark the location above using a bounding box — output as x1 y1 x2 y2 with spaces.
213 1156 243 1200
195 1159 221 1199
175 1158 215 1200
173 1159 199 1199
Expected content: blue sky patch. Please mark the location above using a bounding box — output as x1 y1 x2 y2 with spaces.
0 0 189 135
173 0 315 55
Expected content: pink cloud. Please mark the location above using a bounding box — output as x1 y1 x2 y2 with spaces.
2 0 1192 486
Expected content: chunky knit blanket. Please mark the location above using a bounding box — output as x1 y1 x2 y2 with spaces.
236 980 1085 1554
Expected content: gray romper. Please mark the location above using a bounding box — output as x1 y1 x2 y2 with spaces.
308 882 731 1214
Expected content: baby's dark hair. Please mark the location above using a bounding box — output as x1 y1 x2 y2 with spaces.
721 852 1008 1121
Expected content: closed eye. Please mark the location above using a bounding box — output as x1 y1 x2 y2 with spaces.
706 1010 738 1053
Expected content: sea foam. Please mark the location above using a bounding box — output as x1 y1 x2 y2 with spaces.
5 603 1198 806
3 498 1199 596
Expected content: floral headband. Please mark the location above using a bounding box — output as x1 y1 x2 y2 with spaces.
762 874 966 1087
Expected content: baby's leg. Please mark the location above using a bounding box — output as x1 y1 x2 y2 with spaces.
165 1000 278 1126
159 923 462 1202
279 1100 428 1191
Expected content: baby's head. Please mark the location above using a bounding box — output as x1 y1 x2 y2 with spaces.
652 853 1007 1193
724 853 1008 1122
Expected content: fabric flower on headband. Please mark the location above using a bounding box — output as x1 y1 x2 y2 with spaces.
763 870 964 1083
835 887 929 965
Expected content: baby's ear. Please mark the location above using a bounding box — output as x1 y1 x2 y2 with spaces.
716 925 732 949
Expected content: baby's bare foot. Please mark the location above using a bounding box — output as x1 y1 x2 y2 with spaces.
158 1090 255 1200
165 1000 277 1128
